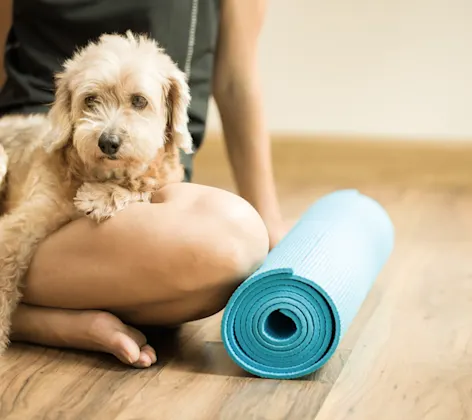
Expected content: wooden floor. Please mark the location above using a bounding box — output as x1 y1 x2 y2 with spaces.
2 137 472 419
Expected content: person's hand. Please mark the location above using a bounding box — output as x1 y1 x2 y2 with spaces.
266 218 290 251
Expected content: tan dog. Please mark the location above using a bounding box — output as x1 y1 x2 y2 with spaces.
0 31 193 353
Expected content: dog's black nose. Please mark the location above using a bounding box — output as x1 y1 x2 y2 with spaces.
98 133 121 156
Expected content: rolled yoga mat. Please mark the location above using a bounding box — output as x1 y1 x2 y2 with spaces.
221 189 394 379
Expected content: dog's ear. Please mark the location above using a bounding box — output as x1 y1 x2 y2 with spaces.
165 68 193 154
45 72 73 153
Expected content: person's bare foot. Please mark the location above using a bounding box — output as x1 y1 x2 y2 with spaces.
10 305 157 368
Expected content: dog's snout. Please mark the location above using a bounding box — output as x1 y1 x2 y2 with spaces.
98 133 121 156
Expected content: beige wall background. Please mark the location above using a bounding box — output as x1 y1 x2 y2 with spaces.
207 0 472 140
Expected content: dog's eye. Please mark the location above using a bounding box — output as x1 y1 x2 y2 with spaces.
131 95 148 110
85 95 98 109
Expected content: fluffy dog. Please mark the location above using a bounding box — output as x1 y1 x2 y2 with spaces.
0 31 193 353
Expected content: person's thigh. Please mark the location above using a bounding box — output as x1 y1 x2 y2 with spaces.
23 183 268 310
112 285 239 326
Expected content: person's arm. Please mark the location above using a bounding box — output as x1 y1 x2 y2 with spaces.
212 0 286 249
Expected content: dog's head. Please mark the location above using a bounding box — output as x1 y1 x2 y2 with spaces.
47 31 193 179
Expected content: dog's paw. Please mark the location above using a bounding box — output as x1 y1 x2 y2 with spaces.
74 183 121 223
75 198 117 223
74 192 116 223
74 182 151 223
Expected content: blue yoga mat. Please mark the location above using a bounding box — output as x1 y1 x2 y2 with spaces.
221 189 394 379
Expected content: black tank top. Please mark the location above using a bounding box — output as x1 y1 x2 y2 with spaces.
0 0 220 155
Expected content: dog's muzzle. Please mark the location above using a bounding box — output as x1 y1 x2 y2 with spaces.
98 133 121 157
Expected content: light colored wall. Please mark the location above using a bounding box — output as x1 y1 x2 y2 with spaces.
207 0 472 140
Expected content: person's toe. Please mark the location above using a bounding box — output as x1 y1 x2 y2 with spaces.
87 311 157 367
109 331 142 365
144 344 158 364
131 344 157 368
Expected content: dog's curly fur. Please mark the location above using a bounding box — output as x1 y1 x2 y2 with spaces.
0 32 193 353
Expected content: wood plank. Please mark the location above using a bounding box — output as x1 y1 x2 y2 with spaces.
0 325 204 419
0 346 114 419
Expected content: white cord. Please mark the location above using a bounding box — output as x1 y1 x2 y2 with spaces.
185 0 199 77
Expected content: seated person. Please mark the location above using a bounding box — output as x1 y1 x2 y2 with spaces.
1 0 285 367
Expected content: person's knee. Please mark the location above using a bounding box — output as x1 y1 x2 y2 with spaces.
144 186 269 295
181 189 269 293
200 188 269 276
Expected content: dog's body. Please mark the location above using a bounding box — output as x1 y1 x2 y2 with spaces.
0 32 193 353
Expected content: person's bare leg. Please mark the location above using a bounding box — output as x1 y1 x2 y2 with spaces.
11 305 157 368
23 183 267 308
10 183 269 366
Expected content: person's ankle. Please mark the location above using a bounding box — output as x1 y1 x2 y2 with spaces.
10 304 35 342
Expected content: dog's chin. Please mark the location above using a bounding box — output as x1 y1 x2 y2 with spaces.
94 157 129 179
91 154 149 180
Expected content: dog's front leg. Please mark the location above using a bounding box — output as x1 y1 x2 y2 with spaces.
74 182 152 223
0 201 73 353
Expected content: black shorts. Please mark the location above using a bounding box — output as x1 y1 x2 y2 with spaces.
0 104 194 182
